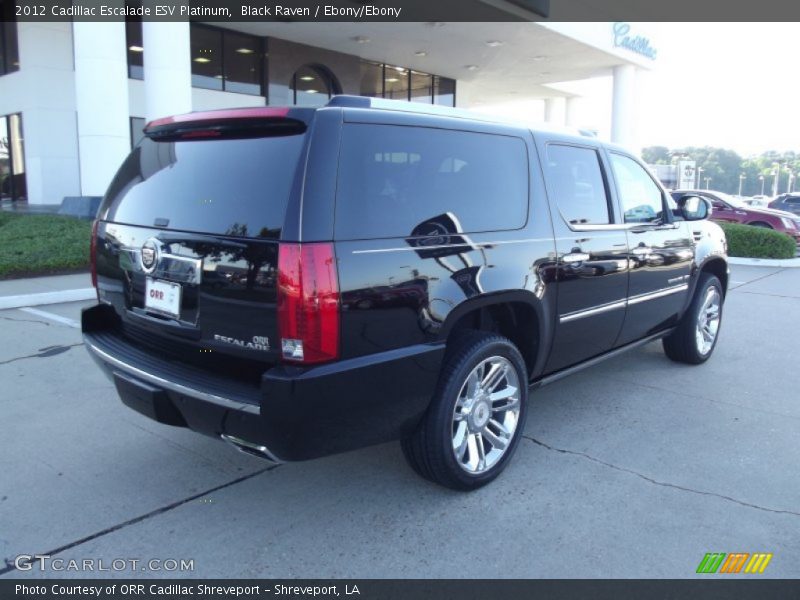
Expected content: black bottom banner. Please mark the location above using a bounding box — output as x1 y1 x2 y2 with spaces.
3 579 800 600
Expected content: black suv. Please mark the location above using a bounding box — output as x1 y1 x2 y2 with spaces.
770 193 800 216
82 96 728 490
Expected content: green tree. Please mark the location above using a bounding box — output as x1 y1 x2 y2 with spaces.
641 146 671 165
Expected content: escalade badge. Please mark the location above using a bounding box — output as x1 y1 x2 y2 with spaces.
213 334 270 351
140 239 160 273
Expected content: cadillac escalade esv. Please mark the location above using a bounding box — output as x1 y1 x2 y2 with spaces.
82 96 728 490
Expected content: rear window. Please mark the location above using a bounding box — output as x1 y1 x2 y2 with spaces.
100 134 306 238
334 124 528 240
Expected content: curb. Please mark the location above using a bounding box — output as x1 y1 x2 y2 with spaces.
728 256 800 268
0 288 96 310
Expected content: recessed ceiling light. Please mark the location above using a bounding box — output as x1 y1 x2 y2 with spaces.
414 51 427 57
385 77 400 83
485 40 504 47
299 75 315 81
305 89 318 94
129 45 143 52
352 36 370 43
235 48 254 54
193 57 211 63
465 65 479 71
533 55 548 61
394 67 407 73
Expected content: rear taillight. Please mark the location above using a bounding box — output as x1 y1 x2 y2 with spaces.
277 243 340 364
90 219 99 290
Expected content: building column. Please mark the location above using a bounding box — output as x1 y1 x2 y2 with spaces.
543 97 566 125
565 96 581 127
142 21 192 121
611 64 637 149
73 21 130 197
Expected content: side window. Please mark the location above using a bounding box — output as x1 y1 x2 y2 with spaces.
545 144 610 226
335 124 528 239
708 197 727 211
609 153 667 224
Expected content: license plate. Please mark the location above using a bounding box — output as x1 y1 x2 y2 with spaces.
145 278 182 319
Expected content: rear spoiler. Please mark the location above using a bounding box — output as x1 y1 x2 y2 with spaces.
144 107 312 141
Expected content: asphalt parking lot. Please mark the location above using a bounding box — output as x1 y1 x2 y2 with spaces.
1 264 798 579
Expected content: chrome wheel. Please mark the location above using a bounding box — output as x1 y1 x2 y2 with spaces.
451 356 521 474
695 286 721 356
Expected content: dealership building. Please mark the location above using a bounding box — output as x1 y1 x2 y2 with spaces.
0 8 658 206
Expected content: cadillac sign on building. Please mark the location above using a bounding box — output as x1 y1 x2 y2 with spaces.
613 22 657 60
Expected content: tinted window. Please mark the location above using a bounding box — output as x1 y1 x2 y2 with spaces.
291 65 336 107
545 145 610 225
190 26 223 90
360 61 384 97
335 124 528 239
410 71 433 104
223 31 262 95
126 20 143 79
129 117 145 149
0 2 19 76
609 153 666 223
434 76 456 107
101 134 306 239
384 66 409 100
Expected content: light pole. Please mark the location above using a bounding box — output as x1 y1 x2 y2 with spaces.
696 167 704 189
772 167 779 197
788 172 795 194
759 174 765 195
704 176 711 190
738 173 745 196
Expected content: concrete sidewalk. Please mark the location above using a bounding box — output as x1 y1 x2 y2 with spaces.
0 273 94 310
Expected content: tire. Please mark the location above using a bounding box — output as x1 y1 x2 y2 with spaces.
663 273 724 364
401 331 528 490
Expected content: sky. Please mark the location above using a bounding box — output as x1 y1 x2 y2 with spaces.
480 23 800 157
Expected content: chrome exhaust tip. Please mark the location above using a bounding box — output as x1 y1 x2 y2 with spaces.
220 433 283 464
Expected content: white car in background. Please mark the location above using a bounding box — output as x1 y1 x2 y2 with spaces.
746 195 772 207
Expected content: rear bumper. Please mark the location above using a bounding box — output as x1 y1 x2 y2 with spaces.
82 304 444 461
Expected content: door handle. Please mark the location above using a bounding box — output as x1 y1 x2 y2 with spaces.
562 252 590 264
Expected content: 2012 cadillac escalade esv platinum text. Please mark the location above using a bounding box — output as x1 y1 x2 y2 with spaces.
82 96 728 490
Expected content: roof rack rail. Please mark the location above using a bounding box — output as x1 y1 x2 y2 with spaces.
325 95 599 140
326 95 489 121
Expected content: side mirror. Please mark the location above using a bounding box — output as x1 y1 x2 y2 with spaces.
678 195 710 221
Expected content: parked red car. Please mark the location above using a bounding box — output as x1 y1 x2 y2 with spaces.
671 189 800 243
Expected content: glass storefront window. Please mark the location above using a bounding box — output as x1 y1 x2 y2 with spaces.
359 61 384 98
223 31 262 95
130 117 146 149
434 76 456 107
291 65 337 107
1 0 20 76
127 22 264 96
384 65 409 101
126 20 143 80
0 113 26 202
410 71 433 103
191 25 223 90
